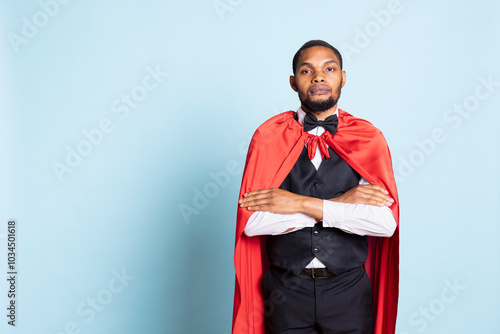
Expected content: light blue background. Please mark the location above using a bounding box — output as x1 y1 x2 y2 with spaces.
1 0 499 333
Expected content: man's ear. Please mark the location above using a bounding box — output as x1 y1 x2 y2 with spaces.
341 71 346 88
290 75 298 92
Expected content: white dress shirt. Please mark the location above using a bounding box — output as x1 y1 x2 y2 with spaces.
243 107 397 268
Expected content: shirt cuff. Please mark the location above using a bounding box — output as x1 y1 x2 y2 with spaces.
322 200 346 229
244 211 317 236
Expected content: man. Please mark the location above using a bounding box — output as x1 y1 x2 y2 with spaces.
232 40 400 334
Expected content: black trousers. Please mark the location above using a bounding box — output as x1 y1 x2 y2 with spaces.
262 265 373 334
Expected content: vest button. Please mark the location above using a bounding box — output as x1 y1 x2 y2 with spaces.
313 230 319 236
313 248 319 254
313 182 320 187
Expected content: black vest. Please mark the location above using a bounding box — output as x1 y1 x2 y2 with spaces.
266 146 368 275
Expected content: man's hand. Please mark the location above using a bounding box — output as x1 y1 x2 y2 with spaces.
331 184 394 207
239 188 304 214
239 188 323 220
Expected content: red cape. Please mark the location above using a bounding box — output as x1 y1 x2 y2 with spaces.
232 109 400 334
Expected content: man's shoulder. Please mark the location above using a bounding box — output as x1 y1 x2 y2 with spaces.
252 110 300 136
255 110 296 130
247 111 302 150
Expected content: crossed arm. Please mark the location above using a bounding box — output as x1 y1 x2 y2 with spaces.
239 184 396 236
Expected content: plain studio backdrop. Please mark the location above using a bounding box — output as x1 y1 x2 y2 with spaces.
1 1 499 333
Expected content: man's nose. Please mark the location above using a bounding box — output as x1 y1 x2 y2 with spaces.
312 73 325 82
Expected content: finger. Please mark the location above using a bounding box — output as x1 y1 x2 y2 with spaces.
240 193 267 203
366 194 394 206
369 192 393 205
240 192 273 204
243 188 274 197
364 193 393 206
349 189 391 206
357 185 387 196
373 185 389 195
246 204 271 211
356 187 393 203
359 184 389 195
351 191 387 206
240 197 272 208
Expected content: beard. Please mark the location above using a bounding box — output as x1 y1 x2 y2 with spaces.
300 80 342 113
302 95 336 112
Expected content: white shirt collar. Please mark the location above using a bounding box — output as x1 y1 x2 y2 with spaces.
296 106 338 126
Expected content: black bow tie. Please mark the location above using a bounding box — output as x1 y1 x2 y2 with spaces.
304 112 338 135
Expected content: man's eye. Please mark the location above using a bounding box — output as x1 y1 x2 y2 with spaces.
301 69 311 74
326 67 335 72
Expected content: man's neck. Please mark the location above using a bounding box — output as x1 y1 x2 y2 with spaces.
296 106 338 126
301 105 338 120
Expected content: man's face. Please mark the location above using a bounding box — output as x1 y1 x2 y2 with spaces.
290 46 346 115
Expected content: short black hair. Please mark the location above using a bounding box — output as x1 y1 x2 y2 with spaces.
292 40 343 75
